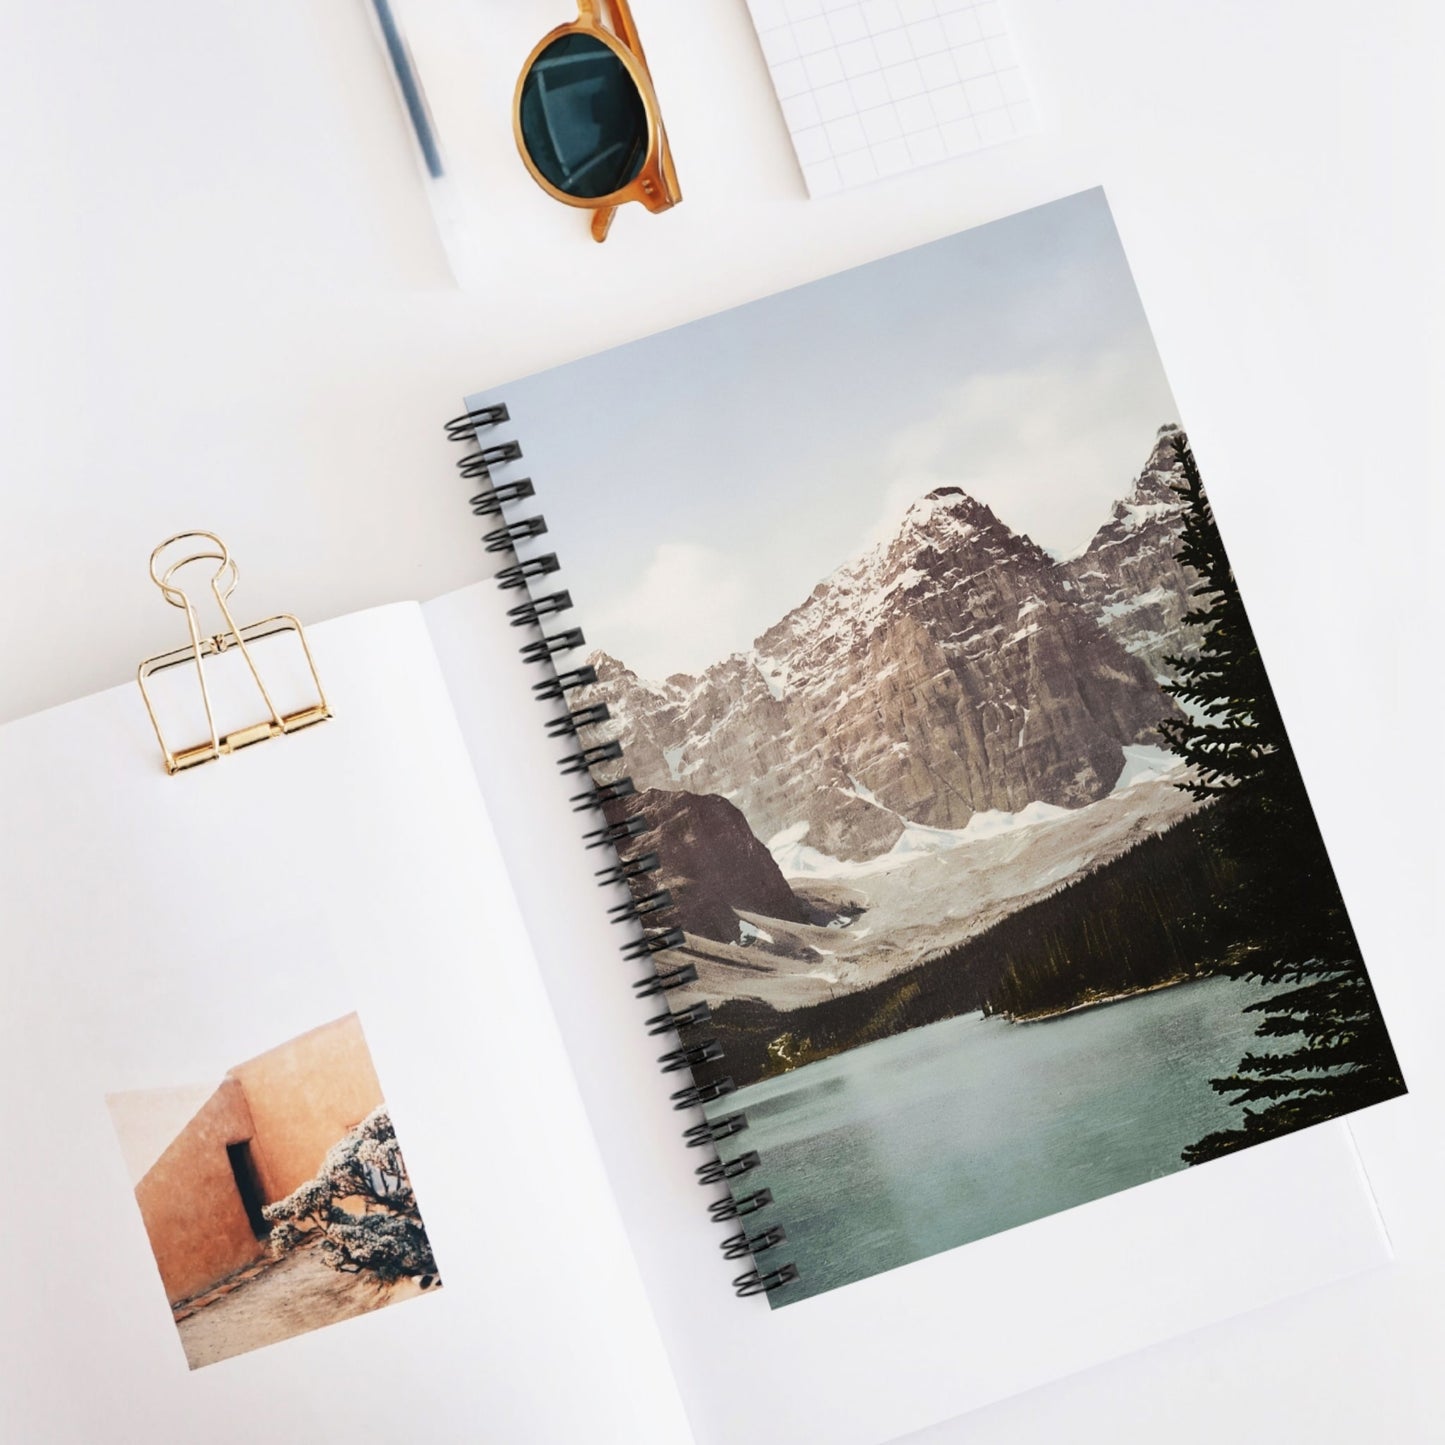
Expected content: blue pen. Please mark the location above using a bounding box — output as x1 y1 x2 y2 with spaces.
370 0 445 179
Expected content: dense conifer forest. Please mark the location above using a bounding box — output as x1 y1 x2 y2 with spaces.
1153 437 1406 1160
708 810 1238 1086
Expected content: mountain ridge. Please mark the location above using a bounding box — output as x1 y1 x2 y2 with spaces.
579 437 1188 863
1063 424 1200 679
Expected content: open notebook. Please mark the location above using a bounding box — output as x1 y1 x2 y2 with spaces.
0 190 1404 1444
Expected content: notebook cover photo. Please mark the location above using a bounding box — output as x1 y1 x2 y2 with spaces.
455 187 1405 1308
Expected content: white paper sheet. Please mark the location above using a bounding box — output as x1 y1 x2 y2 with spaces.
0 604 692 1444
424 578 1393 1445
744 0 1041 196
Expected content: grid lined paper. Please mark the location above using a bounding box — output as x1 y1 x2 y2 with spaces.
744 0 1039 196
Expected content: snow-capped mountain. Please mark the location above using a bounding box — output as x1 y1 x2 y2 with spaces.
1063 425 1199 681
582 470 1177 864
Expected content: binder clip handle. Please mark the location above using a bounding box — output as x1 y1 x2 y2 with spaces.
137 532 331 774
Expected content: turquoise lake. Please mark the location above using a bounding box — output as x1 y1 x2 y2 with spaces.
711 975 1270 1306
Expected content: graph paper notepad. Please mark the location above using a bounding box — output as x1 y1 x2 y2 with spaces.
745 0 1039 196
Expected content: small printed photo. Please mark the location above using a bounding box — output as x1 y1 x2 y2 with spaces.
107 1013 440 1370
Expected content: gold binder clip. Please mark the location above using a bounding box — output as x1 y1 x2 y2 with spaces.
137 532 331 774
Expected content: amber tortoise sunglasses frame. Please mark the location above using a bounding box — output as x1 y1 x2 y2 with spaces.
513 0 682 242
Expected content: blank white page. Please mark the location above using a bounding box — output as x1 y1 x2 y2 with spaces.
0 604 692 1444
745 0 1041 196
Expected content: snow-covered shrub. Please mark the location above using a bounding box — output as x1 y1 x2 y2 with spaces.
262 1107 439 1287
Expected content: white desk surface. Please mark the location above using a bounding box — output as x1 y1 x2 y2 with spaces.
2 1 1441 1441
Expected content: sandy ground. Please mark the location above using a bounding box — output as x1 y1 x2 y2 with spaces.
176 1239 430 1369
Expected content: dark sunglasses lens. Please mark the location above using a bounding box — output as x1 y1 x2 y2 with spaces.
519 33 648 199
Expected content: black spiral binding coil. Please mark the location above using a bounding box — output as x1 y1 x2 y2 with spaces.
446 400 799 1299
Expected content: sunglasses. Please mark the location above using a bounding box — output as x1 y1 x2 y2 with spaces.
514 0 681 242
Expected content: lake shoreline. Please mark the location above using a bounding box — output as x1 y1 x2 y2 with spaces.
1002 972 1208 1025
721 970 1270 1306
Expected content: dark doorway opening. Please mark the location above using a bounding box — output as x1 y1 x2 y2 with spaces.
227 1141 270 1239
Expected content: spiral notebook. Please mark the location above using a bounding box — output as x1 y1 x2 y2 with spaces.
0 189 1404 1445
438 189 1403 1424
451 183 1404 1300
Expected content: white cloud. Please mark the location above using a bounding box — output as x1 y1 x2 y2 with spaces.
588 542 752 683
865 349 1176 559
589 351 1176 682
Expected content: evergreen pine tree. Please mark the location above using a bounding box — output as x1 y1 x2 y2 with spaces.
1158 434 1404 1163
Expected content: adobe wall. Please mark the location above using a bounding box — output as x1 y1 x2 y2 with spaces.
133 1076 263 1305
229 1013 384 1200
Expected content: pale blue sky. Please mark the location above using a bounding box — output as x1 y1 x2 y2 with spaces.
470 188 1180 681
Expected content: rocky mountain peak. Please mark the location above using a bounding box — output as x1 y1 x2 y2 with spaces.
1063 425 1198 682
905 485 988 524
589 648 685 706
589 648 627 680
1130 426 1186 499
893 487 1055 578
894 486 1004 550
581 452 1178 864
756 483 1049 673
